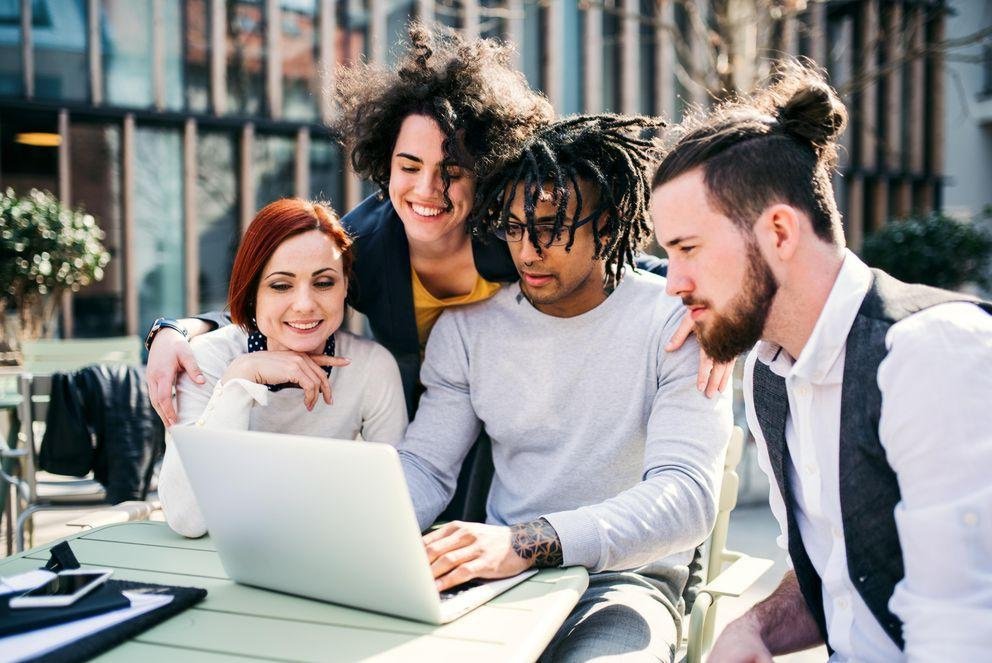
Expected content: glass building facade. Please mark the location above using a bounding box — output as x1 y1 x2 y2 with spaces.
0 0 947 339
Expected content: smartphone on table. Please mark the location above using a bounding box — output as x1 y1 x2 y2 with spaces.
9 569 113 609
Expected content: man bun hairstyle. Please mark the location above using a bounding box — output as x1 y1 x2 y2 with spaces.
334 22 553 208
475 114 666 282
654 59 848 245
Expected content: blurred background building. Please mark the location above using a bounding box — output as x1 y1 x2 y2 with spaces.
0 0 980 340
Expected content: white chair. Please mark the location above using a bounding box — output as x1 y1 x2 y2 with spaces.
681 426 774 662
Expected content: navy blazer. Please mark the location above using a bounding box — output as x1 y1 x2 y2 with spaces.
341 194 668 417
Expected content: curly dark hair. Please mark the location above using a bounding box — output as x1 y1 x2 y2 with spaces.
474 114 666 282
334 23 553 209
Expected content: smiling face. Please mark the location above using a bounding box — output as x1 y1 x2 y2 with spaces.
652 169 778 361
503 179 607 318
387 114 476 246
253 230 348 353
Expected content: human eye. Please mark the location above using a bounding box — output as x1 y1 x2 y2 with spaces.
268 281 291 292
505 223 525 240
314 278 337 289
679 245 696 255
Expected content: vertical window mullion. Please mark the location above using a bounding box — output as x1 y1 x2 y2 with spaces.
318 0 336 126
88 0 103 105
210 0 226 115
295 127 310 200
123 113 137 336
153 0 166 110
266 0 282 119
58 110 74 338
240 122 254 234
184 119 198 316
21 0 32 99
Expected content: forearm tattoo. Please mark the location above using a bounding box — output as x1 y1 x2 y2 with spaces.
511 518 564 568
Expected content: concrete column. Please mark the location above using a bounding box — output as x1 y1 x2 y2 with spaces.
505 0 524 73
318 0 336 126
122 114 137 336
21 0 32 98
58 110 73 338
210 0 227 115
369 0 388 66
240 123 254 234
88 0 102 105
858 0 879 172
183 119 199 316
152 0 166 111
926 6 945 210
620 0 639 114
295 127 310 199
583 1 603 113
846 175 865 252
417 0 435 26
655 0 675 120
463 0 480 41
545 0 563 111
266 0 283 119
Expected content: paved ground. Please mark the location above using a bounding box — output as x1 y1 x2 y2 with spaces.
3 498 827 661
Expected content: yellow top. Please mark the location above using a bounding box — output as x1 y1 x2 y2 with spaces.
411 268 502 352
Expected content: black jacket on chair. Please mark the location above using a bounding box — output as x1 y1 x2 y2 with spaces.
40 364 164 504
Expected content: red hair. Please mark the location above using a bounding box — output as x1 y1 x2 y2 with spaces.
228 198 354 330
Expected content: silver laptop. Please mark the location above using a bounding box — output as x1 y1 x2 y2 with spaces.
170 427 536 624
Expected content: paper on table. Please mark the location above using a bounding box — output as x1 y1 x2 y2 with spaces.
0 590 173 662
0 570 56 595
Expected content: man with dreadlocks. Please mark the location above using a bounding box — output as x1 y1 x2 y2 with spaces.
397 115 733 661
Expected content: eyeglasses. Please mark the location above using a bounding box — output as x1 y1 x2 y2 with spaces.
493 212 598 248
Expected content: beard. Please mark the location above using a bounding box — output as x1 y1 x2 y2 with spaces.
688 240 778 363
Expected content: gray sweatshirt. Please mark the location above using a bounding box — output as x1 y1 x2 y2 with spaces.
398 269 733 580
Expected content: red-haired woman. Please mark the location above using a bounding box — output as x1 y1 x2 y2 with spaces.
158 199 407 538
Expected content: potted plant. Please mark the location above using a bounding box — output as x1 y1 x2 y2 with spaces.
860 210 992 293
0 188 111 358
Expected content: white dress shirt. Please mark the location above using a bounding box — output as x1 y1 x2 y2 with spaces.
744 250 992 662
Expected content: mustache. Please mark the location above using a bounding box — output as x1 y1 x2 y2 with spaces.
681 296 711 309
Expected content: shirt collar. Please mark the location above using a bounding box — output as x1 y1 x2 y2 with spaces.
755 249 872 384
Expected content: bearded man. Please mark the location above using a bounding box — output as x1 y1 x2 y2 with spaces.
652 63 992 661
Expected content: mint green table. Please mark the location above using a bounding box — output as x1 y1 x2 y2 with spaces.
0 522 589 662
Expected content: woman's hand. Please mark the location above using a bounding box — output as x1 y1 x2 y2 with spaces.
147 329 205 427
666 313 734 398
222 351 350 410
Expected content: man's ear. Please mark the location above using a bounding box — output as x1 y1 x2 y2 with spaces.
754 204 802 262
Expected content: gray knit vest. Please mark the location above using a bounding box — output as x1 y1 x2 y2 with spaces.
751 269 992 650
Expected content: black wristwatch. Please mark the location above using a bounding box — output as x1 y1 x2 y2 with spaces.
144 317 189 351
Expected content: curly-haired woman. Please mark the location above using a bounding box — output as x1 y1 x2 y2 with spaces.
146 25 555 422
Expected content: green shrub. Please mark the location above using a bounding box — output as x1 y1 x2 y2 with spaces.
860 211 992 291
0 188 111 343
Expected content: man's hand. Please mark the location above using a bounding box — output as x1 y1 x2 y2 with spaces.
707 613 774 663
665 313 734 398
423 521 536 592
147 328 204 427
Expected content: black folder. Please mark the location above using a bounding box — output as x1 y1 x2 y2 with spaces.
0 582 130 637
1 579 207 663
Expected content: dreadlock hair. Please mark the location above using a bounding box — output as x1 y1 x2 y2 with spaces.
474 114 666 282
334 23 553 209
653 59 848 246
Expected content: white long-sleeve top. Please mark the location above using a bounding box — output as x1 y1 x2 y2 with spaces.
158 325 408 538
744 250 992 662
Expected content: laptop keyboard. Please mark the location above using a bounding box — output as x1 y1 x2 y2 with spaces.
439 578 487 602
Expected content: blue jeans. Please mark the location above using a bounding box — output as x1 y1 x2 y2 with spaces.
540 571 682 662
